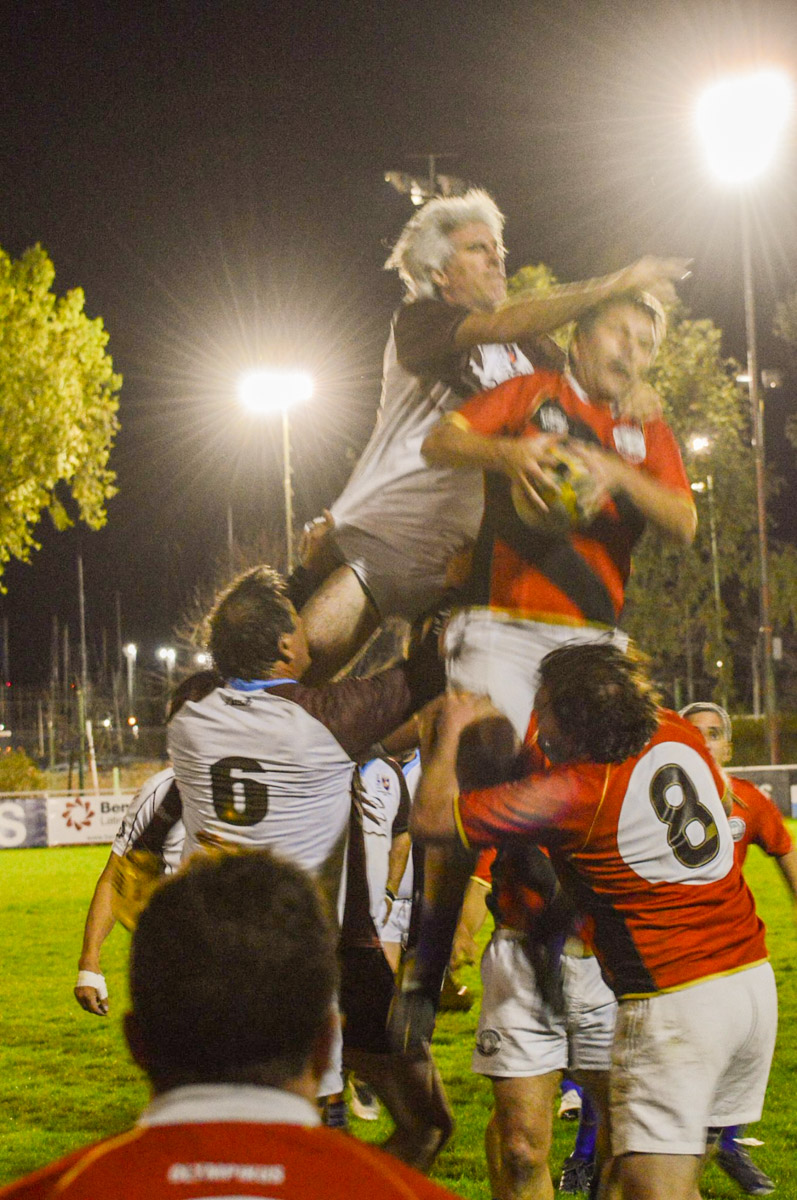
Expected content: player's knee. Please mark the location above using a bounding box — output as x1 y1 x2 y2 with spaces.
498 1119 552 1176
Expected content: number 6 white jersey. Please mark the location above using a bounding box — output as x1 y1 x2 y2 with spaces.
168 669 420 914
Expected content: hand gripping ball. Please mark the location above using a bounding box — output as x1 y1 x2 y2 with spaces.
510 442 597 533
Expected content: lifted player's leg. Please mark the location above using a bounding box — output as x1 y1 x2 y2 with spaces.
300 564 379 683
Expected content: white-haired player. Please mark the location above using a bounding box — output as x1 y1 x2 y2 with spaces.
297 189 687 680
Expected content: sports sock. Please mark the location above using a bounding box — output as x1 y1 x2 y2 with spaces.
573 1088 598 1161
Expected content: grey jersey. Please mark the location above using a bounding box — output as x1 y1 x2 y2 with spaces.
111 767 184 873
329 302 534 618
169 687 355 912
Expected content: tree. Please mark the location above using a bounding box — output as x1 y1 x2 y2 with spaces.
0 244 120 578
774 289 797 454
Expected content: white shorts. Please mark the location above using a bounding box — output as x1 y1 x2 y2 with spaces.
472 930 617 1078
444 608 626 738
379 896 412 948
610 962 777 1156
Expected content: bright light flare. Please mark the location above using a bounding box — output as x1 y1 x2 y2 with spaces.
237 368 314 416
696 68 793 184
690 435 711 454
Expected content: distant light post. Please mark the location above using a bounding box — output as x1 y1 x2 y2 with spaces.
689 436 727 708
237 368 313 573
157 646 177 694
122 642 137 713
194 651 212 667
696 67 793 762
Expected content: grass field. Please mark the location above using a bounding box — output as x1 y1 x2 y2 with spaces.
1 837 796 1197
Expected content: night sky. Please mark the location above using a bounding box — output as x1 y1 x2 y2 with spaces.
2 0 797 685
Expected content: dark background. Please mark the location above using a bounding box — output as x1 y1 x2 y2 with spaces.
2 0 796 685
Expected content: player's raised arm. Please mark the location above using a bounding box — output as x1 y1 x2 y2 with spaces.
423 413 561 516
454 255 690 348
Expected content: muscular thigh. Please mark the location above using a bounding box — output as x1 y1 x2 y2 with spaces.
300 565 379 679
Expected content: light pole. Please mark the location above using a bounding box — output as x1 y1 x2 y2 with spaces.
695 67 793 762
237 368 314 574
122 642 137 714
689 435 727 707
157 646 176 695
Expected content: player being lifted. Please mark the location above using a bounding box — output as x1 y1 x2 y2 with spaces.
297 188 688 681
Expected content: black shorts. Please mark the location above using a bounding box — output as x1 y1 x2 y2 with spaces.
339 943 396 1055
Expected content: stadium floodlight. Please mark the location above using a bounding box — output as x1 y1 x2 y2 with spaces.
237 368 314 416
695 68 793 185
695 67 792 760
236 368 314 573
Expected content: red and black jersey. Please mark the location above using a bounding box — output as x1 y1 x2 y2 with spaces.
728 775 793 866
456 711 767 998
455 370 693 625
0 1124 458 1200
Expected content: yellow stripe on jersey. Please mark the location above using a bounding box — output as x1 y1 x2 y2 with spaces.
442 411 473 432
453 794 470 849
618 956 770 1001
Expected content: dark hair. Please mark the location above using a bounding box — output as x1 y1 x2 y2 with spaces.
129 851 339 1091
538 641 659 764
208 565 296 680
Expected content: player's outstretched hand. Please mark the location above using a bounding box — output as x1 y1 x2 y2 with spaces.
618 255 692 306
74 970 109 1016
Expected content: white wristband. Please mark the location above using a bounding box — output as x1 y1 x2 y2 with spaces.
76 970 108 999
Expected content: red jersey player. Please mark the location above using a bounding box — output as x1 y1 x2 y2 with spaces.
411 642 776 1200
0 853 461 1200
680 700 794 1197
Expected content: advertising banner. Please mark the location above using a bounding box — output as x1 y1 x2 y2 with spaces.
44 792 136 846
0 796 47 849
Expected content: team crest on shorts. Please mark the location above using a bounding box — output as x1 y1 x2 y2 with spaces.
729 816 746 842
613 423 647 464
476 1028 503 1057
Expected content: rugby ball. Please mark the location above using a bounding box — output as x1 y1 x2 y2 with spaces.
511 443 596 533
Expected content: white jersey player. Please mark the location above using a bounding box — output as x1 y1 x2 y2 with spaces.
74 767 185 1017
358 756 411 921
111 766 184 872
167 566 451 1170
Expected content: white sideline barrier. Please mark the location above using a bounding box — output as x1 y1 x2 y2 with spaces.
729 765 797 819
0 791 136 850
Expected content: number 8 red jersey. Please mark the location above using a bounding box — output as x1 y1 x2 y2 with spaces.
456 711 767 998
